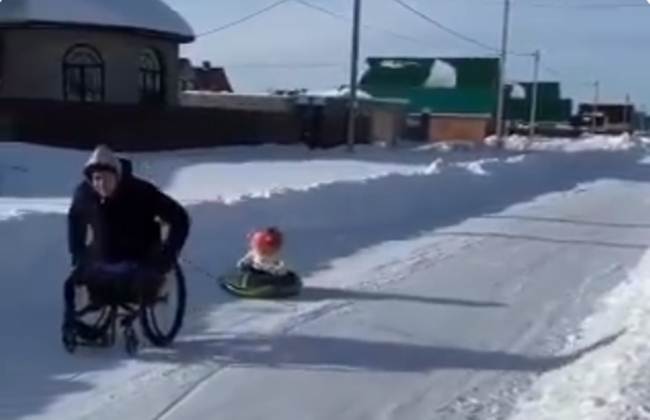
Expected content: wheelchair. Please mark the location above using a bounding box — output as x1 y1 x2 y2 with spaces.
62 261 186 356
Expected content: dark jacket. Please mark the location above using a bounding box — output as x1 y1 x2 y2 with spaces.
68 148 190 268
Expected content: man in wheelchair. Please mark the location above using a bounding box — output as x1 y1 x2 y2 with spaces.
63 145 190 347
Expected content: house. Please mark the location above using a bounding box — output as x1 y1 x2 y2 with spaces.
179 87 407 148
506 81 573 124
179 59 233 93
0 0 194 105
576 103 635 133
0 2 400 150
359 56 500 143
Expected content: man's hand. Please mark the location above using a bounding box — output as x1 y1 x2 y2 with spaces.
152 248 177 274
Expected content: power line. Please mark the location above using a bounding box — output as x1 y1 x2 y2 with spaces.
294 0 447 50
471 0 647 9
196 0 291 38
190 0 586 93
194 0 532 58
293 0 346 20
516 2 647 9
541 64 563 77
390 0 531 57
391 0 501 53
540 64 600 89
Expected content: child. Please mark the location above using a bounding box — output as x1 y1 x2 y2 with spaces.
237 227 289 276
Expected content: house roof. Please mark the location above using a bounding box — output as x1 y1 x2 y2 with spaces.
0 0 194 42
360 57 500 114
194 67 233 93
361 57 500 89
515 81 562 102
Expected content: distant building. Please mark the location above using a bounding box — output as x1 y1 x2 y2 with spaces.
360 56 500 142
506 81 573 123
0 0 194 105
577 103 635 132
179 59 233 92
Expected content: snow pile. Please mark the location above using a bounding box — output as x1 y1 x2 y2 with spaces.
456 159 496 176
379 59 420 69
638 136 650 146
0 142 431 211
306 87 373 99
509 249 650 420
496 134 638 152
157 155 421 204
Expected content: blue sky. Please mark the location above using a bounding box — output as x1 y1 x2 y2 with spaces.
167 0 650 109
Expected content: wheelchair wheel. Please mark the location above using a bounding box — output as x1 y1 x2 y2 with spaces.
62 326 77 354
140 263 186 347
64 283 115 350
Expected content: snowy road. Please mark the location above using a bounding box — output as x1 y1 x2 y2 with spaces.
2 141 650 420
154 179 650 420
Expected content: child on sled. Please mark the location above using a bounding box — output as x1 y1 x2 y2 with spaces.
221 227 302 298
237 227 289 276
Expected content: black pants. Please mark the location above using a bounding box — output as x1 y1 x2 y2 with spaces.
63 261 164 325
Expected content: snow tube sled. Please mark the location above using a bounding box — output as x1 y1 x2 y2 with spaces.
219 270 302 299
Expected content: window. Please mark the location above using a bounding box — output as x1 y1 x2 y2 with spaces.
63 45 104 102
139 49 164 104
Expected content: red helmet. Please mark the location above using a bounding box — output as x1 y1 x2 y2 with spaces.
250 227 283 254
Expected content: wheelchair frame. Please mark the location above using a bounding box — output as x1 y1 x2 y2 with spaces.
62 263 186 356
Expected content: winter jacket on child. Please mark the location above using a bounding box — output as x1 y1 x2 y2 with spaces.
237 250 289 276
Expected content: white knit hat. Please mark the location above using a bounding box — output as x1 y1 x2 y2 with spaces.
83 144 122 180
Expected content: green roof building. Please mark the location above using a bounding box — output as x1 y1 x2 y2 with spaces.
506 81 573 123
360 56 500 116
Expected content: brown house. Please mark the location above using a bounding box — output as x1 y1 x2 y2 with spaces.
0 0 194 105
179 59 233 93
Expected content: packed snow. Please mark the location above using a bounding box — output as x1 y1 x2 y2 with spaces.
491 133 638 152
2 135 650 420
510 247 650 419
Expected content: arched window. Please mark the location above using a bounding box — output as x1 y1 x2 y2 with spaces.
139 49 164 104
63 45 104 102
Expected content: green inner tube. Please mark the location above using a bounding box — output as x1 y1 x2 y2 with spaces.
219 271 302 298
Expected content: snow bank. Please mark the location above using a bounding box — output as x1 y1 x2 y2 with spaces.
179 149 646 300
0 140 528 215
492 134 638 152
509 249 650 420
0 142 433 216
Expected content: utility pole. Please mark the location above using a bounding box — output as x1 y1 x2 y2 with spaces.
495 0 511 144
642 105 647 132
528 50 540 139
591 80 600 133
346 0 362 152
624 93 631 131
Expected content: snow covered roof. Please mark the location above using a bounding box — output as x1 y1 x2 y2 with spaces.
0 0 195 42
